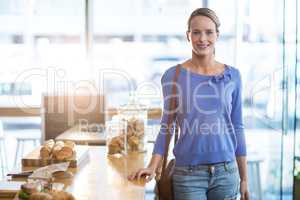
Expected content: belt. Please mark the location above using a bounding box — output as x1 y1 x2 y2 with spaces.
206 162 229 174
187 161 233 174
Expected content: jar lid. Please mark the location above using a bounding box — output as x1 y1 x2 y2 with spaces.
119 92 147 111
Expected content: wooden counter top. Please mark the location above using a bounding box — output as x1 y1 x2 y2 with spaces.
4 146 148 200
65 147 147 200
55 124 161 145
55 125 107 145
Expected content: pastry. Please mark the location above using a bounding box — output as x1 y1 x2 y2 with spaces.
40 140 55 159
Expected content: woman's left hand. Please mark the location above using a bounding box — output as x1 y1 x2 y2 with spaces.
240 180 250 200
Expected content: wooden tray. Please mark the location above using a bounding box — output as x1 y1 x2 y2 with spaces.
22 145 89 168
0 181 25 199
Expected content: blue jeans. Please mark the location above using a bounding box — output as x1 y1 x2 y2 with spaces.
172 161 239 200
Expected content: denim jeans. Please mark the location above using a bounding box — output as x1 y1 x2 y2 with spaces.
172 161 239 200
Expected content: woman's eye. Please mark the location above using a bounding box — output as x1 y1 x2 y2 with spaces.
206 31 213 35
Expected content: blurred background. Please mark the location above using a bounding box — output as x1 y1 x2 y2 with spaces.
0 0 299 199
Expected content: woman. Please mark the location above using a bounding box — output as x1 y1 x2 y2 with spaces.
128 8 249 200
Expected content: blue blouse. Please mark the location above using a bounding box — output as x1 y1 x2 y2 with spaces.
152 65 247 166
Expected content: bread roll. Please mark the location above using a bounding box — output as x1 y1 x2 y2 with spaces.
40 139 55 159
55 150 73 160
53 141 75 160
52 141 65 159
55 141 75 160
28 192 53 200
49 190 75 200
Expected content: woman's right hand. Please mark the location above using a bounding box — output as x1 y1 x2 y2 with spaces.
127 167 156 183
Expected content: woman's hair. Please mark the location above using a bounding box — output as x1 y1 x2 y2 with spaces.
187 8 220 33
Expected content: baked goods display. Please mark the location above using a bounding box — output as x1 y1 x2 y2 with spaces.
18 182 75 200
40 140 75 160
23 143 88 168
107 117 145 154
28 191 75 200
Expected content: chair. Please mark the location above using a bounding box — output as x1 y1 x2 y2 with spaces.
0 120 8 178
247 154 263 200
13 134 40 167
42 94 106 142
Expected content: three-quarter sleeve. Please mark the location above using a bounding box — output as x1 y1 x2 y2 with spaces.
152 69 177 156
231 71 247 157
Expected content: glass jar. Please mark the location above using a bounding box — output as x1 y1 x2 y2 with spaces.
119 100 147 153
106 95 147 155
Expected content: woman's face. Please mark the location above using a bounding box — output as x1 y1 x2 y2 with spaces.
187 15 219 57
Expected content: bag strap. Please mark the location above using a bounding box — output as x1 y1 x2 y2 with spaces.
161 65 180 174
